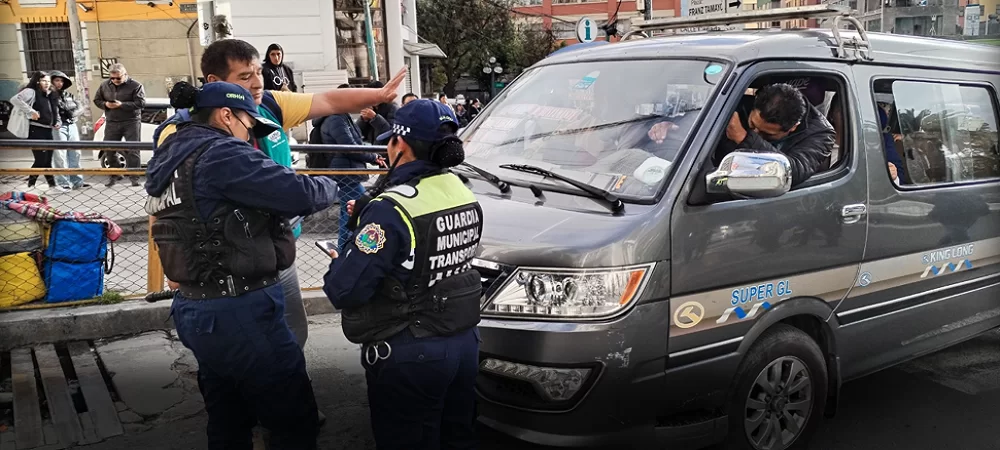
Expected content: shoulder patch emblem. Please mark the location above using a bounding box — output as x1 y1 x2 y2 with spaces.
356 223 387 254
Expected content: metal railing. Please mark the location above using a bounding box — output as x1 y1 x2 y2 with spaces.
0 139 388 310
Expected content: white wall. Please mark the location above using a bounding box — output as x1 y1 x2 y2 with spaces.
385 0 406 96
222 0 338 73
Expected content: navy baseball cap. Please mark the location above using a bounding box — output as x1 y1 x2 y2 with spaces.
377 99 459 143
196 82 280 136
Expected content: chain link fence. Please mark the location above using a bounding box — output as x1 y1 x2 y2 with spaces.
1 141 385 310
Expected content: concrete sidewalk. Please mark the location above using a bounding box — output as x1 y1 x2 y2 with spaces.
0 290 338 351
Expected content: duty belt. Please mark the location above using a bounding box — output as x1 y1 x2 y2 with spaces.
178 274 279 300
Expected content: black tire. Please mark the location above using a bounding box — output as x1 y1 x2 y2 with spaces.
99 152 126 169
723 324 828 450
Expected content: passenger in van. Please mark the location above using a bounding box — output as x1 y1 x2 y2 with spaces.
715 83 836 186
878 105 904 184
655 83 835 189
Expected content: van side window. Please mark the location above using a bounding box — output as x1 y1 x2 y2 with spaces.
881 81 1000 186
690 74 847 205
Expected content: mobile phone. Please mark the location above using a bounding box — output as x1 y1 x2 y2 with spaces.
315 240 338 258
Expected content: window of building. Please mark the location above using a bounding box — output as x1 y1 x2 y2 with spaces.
19 0 57 6
876 80 1000 186
22 23 74 77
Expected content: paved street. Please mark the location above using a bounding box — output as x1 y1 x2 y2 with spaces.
40 316 999 450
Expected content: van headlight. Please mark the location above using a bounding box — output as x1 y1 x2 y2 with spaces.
482 264 654 318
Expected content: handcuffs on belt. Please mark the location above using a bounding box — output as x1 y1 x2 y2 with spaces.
364 341 392 366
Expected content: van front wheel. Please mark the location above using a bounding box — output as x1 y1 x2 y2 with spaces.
724 324 827 450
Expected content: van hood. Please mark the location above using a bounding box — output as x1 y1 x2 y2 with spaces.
472 183 670 268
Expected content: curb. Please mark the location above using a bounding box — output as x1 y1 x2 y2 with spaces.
0 290 338 351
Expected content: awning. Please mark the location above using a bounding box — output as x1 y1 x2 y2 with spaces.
404 41 447 59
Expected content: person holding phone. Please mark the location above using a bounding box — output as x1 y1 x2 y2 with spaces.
146 81 338 449
323 99 483 449
94 63 145 187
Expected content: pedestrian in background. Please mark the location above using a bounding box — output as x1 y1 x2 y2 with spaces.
263 43 298 92
468 98 482 120
438 93 455 113
454 103 470 128
94 63 145 187
357 80 397 145
50 70 89 192
313 84 387 251
10 71 59 190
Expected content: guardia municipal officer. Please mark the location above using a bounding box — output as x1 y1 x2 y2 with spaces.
145 81 337 449
323 99 483 450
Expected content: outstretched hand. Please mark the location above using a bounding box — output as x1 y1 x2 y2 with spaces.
380 67 408 104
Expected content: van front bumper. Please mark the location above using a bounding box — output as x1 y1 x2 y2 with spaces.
476 301 729 448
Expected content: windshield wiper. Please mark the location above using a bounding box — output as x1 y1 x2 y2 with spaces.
457 162 511 194
498 164 624 216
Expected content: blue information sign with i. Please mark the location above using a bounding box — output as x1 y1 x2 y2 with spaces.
576 16 598 43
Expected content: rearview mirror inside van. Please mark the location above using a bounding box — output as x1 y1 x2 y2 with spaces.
706 151 792 199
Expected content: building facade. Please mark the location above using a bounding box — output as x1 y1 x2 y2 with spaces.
211 0 428 97
1 0 426 135
1 0 203 131
857 0 965 35
513 0 679 43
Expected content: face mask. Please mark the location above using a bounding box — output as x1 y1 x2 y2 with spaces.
222 110 255 143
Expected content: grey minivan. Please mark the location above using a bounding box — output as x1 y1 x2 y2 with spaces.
453 6 1000 450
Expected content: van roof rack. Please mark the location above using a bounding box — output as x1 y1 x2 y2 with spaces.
624 4 872 60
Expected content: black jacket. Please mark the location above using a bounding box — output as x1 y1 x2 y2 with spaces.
356 102 397 145
262 43 297 92
715 98 835 187
31 89 59 128
50 71 80 125
93 78 145 123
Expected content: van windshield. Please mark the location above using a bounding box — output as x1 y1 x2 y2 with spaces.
462 59 727 200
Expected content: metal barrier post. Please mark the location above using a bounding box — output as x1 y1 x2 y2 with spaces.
147 216 164 292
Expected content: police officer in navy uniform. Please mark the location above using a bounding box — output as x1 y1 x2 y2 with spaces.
145 81 338 449
323 99 483 450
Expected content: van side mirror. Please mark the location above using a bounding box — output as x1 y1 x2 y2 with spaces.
706 151 792 199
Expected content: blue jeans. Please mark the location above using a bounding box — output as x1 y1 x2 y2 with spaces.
363 328 480 450
335 178 365 252
53 124 84 188
171 285 319 449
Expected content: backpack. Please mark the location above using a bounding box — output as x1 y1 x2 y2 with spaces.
309 116 327 145
152 108 191 149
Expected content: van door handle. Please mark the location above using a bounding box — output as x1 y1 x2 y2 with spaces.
841 204 867 224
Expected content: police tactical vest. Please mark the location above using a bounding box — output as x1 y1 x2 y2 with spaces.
341 171 484 344
146 143 296 298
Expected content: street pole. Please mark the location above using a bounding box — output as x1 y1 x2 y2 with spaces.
644 0 653 21
880 0 886 32
66 0 93 135
363 0 380 81
490 72 495 101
